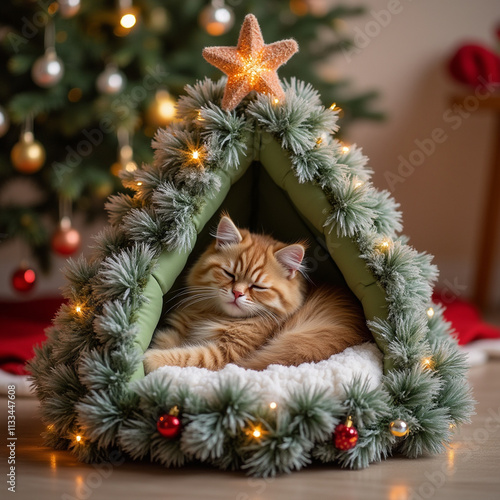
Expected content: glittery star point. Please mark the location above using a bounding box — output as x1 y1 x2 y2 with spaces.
202 14 299 111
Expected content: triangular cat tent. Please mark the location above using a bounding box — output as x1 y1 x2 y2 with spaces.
30 18 474 477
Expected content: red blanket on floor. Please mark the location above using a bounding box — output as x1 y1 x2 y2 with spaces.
0 295 499 375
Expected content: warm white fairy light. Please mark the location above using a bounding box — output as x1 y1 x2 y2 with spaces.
273 98 279 104
426 307 435 318
421 357 434 370
341 145 350 154
269 401 277 409
354 181 363 189
252 428 261 438
75 435 83 443
75 305 82 314
136 181 142 186
378 238 392 252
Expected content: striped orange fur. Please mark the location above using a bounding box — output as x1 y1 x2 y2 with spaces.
143 216 371 373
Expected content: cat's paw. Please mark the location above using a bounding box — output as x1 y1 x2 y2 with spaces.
143 349 171 374
236 358 269 371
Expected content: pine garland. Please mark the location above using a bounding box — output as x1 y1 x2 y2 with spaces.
29 78 474 477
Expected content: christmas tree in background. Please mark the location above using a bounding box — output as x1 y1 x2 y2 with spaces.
0 0 382 293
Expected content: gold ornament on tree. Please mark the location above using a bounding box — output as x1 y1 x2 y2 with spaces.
202 14 298 111
11 116 46 174
116 0 138 36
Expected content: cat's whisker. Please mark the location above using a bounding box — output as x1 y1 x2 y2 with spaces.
164 286 219 306
165 291 218 313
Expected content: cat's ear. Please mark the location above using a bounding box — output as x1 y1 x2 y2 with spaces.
215 216 242 249
275 244 305 279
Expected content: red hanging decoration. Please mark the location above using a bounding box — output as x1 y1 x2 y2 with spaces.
333 415 358 451
11 265 37 293
157 406 181 439
51 216 81 256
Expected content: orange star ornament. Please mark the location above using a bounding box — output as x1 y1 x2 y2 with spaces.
202 14 299 111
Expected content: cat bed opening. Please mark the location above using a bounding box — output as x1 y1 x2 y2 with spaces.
30 78 474 477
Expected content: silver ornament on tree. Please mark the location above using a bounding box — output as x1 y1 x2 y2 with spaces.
97 64 126 94
199 0 234 36
0 105 9 137
32 21 64 88
58 0 81 18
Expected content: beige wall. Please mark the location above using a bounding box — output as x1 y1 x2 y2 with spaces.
325 0 500 309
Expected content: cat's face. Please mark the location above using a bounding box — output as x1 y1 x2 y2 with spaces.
187 216 306 319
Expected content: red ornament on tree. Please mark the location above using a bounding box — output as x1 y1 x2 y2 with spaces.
157 406 182 439
334 416 358 450
11 265 37 293
51 216 81 256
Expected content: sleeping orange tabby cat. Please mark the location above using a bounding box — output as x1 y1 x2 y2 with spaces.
143 215 371 373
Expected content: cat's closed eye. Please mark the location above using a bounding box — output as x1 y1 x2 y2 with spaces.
222 269 235 280
251 284 268 291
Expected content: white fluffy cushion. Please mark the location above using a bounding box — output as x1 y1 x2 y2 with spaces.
148 342 383 404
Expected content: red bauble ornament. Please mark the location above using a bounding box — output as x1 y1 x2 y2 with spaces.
51 217 81 256
11 266 36 293
334 416 358 451
157 406 181 439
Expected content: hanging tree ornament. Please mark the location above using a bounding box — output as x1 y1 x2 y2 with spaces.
202 14 298 110
116 0 139 36
58 0 81 18
51 198 81 256
333 415 359 450
32 20 64 88
199 0 235 36
96 63 126 94
0 105 10 137
11 262 37 293
157 406 182 439
11 116 46 174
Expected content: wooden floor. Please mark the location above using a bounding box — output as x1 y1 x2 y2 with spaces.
2 362 500 500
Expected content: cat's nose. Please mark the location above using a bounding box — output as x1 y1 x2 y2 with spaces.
232 290 244 299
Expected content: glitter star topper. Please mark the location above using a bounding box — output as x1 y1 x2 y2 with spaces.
202 14 299 111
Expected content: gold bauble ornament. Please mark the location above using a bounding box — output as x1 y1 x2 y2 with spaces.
11 132 46 174
389 419 409 437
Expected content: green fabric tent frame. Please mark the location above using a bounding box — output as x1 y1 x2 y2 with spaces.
30 78 474 476
133 129 389 381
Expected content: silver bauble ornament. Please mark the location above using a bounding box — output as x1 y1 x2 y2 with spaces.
32 49 65 87
96 65 126 94
199 1 234 36
58 0 81 18
0 105 9 137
